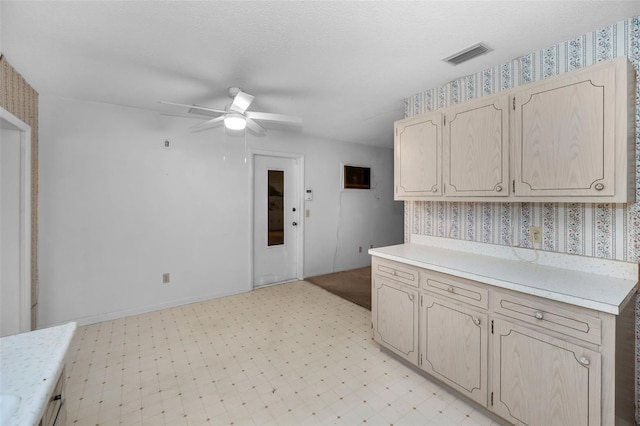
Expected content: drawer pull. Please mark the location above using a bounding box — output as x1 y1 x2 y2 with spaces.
473 317 481 325
447 287 454 293
534 311 544 320
408 294 414 301
579 357 590 366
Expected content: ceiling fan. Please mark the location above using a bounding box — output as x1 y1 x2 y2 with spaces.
160 87 302 136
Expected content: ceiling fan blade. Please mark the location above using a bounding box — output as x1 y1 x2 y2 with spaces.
160 112 205 120
229 90 255 114
245 117 266 136
245 111 302 125
190 116 225 132
159 101 226 116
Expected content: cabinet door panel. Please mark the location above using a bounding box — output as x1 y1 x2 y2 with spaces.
421 295 487 406
492 319 601 426
394 113 442 199
372 277 419 364
514 64 615 198
445 96 509 197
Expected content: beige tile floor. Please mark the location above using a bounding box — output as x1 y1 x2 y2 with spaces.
64 281 501 425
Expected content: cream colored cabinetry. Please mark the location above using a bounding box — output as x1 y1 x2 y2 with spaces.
394 56 635 203
492 319 601 425
419 270 489 406
492 290 605 425
444 95 509 197
394 112 442 199
513 57 634 201
370 254 635 425
420 295 488 406
371 258 419 364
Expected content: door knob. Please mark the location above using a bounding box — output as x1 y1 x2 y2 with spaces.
292 221 298 226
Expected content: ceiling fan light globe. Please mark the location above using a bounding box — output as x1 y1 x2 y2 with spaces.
224 114 246 130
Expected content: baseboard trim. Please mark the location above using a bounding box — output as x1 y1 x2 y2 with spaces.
38 288 250 329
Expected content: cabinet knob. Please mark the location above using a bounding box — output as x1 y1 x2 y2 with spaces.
594 183 605 191
495 185 503 192
432 187 438 193
579 357 590 366
534 311 544 320
447 287 454 293
408 294 414 301
473 317 481 325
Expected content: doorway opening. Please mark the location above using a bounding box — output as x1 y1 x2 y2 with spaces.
1 106 32 336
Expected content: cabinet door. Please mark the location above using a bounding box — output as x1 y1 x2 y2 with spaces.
421 295 488 406
394 113 442 199
372 276 419 364
492 319 601 426
513 62 616 198
444 95 509 197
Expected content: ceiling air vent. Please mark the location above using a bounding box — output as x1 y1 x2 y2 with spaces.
443 42 491 66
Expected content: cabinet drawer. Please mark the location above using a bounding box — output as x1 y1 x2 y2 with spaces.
494 292 601 345
373 258 419 288
421 270 488 309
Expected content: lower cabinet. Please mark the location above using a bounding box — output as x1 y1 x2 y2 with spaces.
371 256 634 426
492 319 601 426
420 295 488 406
372 274 419 365
40 367 66 426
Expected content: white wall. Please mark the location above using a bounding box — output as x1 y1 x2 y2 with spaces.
38 95 403 327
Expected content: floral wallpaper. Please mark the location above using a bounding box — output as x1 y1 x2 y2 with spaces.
403 16 639 420
403 16 639 263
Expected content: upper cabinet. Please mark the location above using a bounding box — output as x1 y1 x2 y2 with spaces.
394 112 442 199
513 58 633 201
444 95 510 197
395 57 636 203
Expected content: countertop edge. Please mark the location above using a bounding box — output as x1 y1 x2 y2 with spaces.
369 245 638 315
3 322 77 426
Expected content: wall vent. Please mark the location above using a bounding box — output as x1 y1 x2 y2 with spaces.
443 42 491 65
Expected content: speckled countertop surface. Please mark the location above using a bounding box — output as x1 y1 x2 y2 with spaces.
369 243 638 315
0 322 77 426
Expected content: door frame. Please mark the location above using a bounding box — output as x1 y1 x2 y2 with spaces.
0 106 32 334
249 149 304 289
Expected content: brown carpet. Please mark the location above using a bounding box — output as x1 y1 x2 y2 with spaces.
305 267 371 310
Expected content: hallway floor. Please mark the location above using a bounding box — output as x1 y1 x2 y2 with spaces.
65 281 500 425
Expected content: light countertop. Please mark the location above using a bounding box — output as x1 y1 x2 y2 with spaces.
0 322 77 426
369 242 638 315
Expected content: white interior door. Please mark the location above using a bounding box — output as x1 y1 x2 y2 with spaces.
1 108 31 336
253 154 300 287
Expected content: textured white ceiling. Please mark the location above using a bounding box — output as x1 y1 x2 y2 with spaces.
1 1 638 147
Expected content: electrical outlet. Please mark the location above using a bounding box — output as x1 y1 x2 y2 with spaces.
530 227 542 244
162 273 170 284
